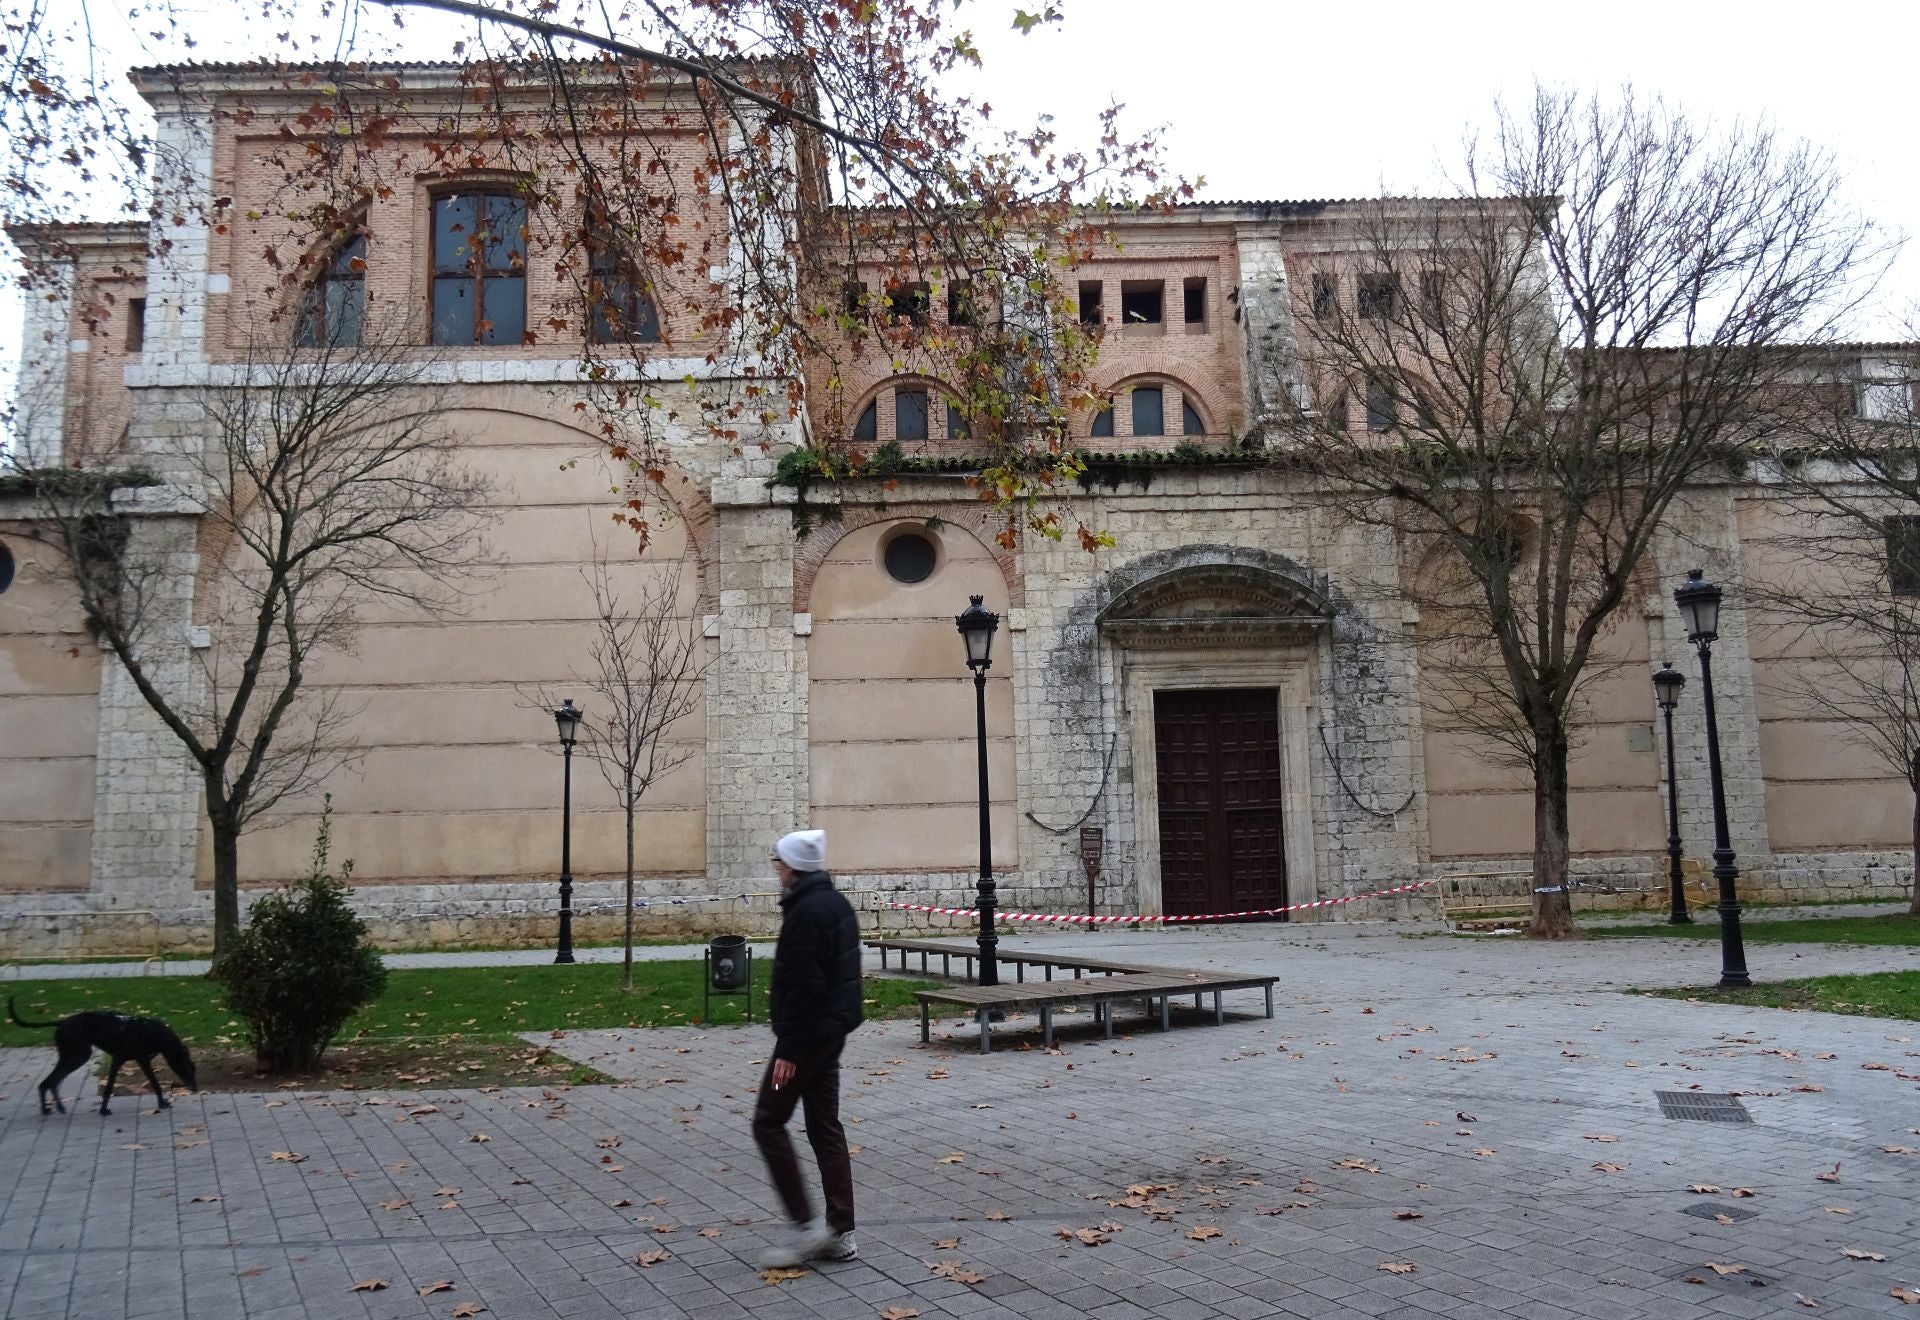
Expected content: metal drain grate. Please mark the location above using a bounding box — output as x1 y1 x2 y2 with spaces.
1655 1091 1753 1123
1680 1201 1759 1222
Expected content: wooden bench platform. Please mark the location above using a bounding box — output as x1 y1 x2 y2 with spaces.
867 938 1157 983
913 968 1277 1054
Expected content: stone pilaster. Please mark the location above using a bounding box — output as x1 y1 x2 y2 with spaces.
704 476 808 883
11 255 74 468
1649 486 1772 877
85 498 206 914
1233 228 1303 435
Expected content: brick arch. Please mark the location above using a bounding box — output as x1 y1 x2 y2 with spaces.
792 502 1023 615
189 406 717 618
1085 369 1221 436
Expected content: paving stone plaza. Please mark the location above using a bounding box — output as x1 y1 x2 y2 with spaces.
4 923 1919 1319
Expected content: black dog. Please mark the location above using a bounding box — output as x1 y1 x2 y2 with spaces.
7 997 198 1116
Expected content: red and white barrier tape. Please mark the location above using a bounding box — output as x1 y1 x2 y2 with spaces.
886 878 1440 925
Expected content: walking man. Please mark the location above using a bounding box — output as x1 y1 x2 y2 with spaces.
755 828 863 1267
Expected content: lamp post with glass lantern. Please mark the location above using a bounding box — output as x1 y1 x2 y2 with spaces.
552 698 582 965
1674 570 1750 986
1652 662 1691 925
955 596 1000 988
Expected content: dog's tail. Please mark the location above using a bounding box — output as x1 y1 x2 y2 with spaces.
6 996 58 1031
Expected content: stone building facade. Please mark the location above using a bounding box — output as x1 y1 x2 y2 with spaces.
2 64 1913 955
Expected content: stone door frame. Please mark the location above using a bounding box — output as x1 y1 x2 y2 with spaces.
1120 647 1318 919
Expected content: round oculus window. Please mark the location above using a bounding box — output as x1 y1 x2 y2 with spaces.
882 531 938 584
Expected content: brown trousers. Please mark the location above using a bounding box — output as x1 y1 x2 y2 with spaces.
752 1036 855 1233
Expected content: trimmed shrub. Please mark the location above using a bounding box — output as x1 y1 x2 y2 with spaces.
214 802 386 1073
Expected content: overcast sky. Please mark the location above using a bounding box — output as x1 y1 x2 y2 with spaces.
8 0 1920 443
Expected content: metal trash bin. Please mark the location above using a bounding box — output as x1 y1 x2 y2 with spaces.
703 934 753 1021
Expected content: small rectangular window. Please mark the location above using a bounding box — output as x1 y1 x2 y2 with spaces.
1077 280 1103 327
947 282 975 326
842 279 866 318
1183 277 1206 326
1131 385 1164 438
1888 517 1920 595
1120 281 1163 326
1419 270 1446 322
1358 272 1398 320
888 280 930 324
1365 379 1397 430
125 298 147 353
946 401 969 441
1311 273 1337 320
895 388 929 442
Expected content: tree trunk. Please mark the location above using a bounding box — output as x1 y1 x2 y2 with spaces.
623 805 636 993
1910 752 1920 917
1528 718 1580 938
209 800 242 960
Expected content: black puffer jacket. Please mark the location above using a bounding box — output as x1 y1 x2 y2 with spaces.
769 871 863 1061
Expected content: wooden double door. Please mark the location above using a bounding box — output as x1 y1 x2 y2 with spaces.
1154 687 1288 919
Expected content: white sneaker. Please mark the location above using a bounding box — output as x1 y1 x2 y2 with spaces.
759 1220 834 1269
810 1231 858 1262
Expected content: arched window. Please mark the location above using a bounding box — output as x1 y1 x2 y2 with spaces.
296 233 365 347
847 380 968 443
431 190 528 345
946 401 970 441
1090 399 1114 438
1181 399 1205 436
852 400 878 442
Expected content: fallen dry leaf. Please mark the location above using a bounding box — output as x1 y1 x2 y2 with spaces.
1816 1164 1842 1183
409 1104 440 1116
698 1228 721 1239
1689 1184 1721 1194
1593 1162 1626 1174
1393 1210 1424 1220
1583 1134 1619 1143
350 1279 389 1292
1891 1286 1920 1304
269 1151 306 1163
1378 1262 1417 1275
632 1250 669 1267
453 1306 486 1318
379 1199 410 1211
189 1195 221 1204
1705 1263 1747 1276
417 1281 455 1296
933 1237 960 1249
937 1153 965 1165
926 1068 950 1080
1843 1248 1888 1262
1187 1226 1223 1241
467 1133 490 1144
1730 1188 1757 1198
1471 1148 1496 1158
984 1210 1010 1222
1713 1214 1736 1226
880 1310 921 1320
1882 1146 1917 1154
1795 1295 1819 1308
926 1259 985 1285
761 1267 808 1284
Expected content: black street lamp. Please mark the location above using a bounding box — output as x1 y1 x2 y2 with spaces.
955 595 1000 989
1652 662 1691 926
1674 570 1750 987
552 698 582 965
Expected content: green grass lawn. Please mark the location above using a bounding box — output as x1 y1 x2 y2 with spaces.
1596 913 1920 946
1 960 937 1049
1648 970 1920 1020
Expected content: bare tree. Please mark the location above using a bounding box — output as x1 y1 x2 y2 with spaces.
20 322 490 954
1757 351 1920 913
1269 86 1882 936
545 548 706 991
